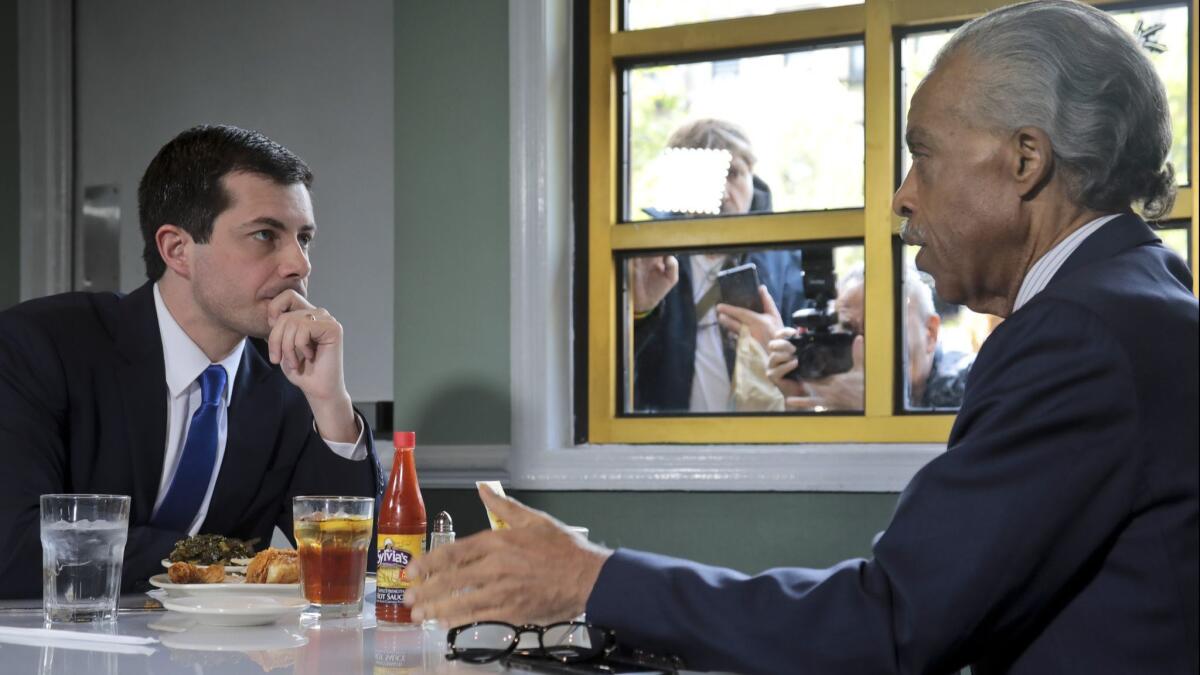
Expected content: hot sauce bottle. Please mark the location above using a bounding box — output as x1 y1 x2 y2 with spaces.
375 431 427 623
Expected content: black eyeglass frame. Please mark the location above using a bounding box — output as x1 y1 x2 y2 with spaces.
445 620 618 665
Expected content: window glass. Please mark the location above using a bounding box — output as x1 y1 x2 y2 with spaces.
897 29 953 180
625 43 865 222
621 242 865 415
623 0 862 31
1111 4 1190 186
900 245 992 412
1158 222 1192 268
898 4 1190 185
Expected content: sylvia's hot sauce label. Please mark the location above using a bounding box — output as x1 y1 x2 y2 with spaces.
376 534 424 606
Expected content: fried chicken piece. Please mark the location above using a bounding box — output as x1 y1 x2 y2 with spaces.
167 561 195 584
167 561 226 584
199 563 226 583
246 548 300 584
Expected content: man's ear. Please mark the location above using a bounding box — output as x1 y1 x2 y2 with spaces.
1011 126 1054 200
925 313 941 356
155 225 193 279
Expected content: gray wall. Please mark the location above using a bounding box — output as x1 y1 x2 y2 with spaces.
0 1 904 574
0 0 18 310
397 2 901 572
393 0 511 444
73 0 394 401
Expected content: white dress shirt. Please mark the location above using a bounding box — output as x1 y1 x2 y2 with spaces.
689 254 733 412
150 283 366 535
1012 213 1120 313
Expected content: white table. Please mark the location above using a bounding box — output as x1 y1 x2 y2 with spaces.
0 594 493 674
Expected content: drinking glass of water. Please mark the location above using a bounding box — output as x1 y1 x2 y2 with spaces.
39 494 131 623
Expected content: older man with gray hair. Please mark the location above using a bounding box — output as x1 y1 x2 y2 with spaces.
764 263 974 411
405 2 1197 672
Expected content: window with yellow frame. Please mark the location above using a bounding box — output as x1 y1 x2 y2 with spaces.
582 0 1198 445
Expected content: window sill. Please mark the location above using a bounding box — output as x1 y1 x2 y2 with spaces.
412 443 940 491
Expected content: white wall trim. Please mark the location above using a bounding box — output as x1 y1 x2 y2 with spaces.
510 443 941 492
464 0 943 494
417 443 940 492
400 445 509 489
507 0 573 483
17 0 73 301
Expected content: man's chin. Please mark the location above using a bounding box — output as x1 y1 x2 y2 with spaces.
914 255 962 305
236 315 272 341
913 247 932 276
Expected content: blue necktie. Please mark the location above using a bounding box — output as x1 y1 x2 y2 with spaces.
153 364 227 532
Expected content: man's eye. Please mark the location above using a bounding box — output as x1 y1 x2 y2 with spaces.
252 230 274 242
299 234 314 247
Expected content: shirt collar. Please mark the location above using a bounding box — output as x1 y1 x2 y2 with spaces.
1012 213 1121 313
153 283 245 400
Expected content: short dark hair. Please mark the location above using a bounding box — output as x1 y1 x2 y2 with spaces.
137 124 314 281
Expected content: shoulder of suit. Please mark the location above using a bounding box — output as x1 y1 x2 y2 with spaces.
0 290 122 332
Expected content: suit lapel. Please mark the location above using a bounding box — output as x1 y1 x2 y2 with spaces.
202 339 282 535
1049 213 1160 286
112 283 168 525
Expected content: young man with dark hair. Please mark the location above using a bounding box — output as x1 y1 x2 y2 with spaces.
0 124 382 598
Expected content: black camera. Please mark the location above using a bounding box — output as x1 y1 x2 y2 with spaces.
784 248 854 381
785 308 855 380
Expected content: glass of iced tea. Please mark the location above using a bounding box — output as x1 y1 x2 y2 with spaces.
293 496 374 618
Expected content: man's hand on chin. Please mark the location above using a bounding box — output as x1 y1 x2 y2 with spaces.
266 290 358 443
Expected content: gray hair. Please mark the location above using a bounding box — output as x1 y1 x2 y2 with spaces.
934 0 1175 218
667 118 757 168
837 263 936 323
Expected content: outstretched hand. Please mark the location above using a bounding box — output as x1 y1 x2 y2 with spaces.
404 485 612 627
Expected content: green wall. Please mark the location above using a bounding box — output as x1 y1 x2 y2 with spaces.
393 0 511 444
395 1 902 573
424 489 899 573
0 0 19 310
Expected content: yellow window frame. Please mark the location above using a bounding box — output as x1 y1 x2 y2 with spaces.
586 0 1198 445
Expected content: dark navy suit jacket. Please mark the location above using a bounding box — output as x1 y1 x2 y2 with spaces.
589 215 1198 674
632 249 806 412
0 282 384 598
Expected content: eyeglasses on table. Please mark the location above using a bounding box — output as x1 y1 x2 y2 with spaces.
445 620 617 665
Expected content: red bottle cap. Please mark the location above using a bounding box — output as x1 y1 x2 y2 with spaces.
393 431 416 448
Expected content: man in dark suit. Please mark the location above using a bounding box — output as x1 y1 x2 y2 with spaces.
402 2 1197 673
0 125 382 598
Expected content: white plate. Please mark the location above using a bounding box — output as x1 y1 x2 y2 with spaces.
161 558 251 574
149 573 302 599
160 593 309 627
159 622 309 650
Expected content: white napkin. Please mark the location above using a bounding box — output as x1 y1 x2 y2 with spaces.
0 625 158 655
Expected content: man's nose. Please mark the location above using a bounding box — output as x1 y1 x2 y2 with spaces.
279 238 312 278
892 171 915 219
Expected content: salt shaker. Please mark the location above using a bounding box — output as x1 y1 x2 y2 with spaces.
421 511 457 630
428 511 455 551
